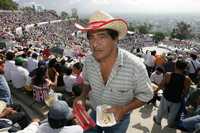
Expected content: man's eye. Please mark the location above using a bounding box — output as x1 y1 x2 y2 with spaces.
88 37 94 40
99 35 107 39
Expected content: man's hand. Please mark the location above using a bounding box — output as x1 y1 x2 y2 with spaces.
0 107 15 118
106 106 126 122
73 96 86 109
32 118 40 123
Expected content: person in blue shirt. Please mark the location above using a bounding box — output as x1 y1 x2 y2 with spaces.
0 54 12 104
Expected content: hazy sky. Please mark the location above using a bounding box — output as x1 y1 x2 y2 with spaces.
15 0 200 15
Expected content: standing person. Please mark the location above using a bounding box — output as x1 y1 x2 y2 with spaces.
144 50 156 76
149 67 164 106
164 56 175 73
154 59 192 128
74 11 153 133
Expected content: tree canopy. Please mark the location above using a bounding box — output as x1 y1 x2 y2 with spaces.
170 21 192 40
0 0 18 10
153 32 165 43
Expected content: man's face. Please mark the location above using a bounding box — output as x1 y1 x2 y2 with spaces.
87 30 117 62
0 63 5 74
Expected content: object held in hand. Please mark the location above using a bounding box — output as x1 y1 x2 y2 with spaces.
96 105 116 127
73 102 96 130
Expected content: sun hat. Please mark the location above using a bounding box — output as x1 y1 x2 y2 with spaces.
75 10 128 40
48 100 73 120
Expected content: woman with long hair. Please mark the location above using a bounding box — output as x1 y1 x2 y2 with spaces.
32 66 58 103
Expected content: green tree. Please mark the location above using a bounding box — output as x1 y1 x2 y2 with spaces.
136 23 152 34
153 32 165 43
128 22 135 31
71 8 79 19
61 11 69 19
0 0 18 10
170 21 192 40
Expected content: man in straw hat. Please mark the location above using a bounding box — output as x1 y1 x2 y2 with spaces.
74 11 153 133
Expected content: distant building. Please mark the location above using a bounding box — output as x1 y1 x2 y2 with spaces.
20 2 45 12
32 3 44 12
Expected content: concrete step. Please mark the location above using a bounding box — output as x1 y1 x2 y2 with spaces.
11 88 48 119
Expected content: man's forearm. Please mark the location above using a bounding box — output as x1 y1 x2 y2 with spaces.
123 98 145 114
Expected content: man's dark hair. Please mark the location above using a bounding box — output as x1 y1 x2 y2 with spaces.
151 50 156 56
0 54 5 64
72 85 82 97
32 66 47 85
48 58 57 68
48 117 70 129
87 29 119 40
32 53 38 59
190 53 197 60
64 67 72 76
156 67 164 73
73 62 83 72
175 59 187 71
105 29 119 40
6 52 15 60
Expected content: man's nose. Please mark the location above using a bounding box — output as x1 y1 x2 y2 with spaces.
92 38 101 48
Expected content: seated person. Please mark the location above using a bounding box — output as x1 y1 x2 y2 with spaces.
0 101 31 129
178 93 200 132
32 66 58 103
16 119 40 133
36 100 83 133
11 57 30 90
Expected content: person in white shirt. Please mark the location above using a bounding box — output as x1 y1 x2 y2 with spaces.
36 100 83 133
17 119 40 133
63 67 76 93
186 53 200 83
144 50 156 76
4 51 15 82
149 67 164 106
150 67 164 85
27 53 38 72
11 57 30 89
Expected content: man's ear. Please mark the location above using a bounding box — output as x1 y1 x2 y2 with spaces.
115 38 119 44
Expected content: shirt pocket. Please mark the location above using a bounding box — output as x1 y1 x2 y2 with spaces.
114 87 133 98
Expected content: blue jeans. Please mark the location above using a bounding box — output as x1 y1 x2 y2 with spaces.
179 115 200 132
84 110 130 133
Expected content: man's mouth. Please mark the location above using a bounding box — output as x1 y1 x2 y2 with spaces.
94 50 103 53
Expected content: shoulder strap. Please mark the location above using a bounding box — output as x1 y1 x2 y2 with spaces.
191 61 197 71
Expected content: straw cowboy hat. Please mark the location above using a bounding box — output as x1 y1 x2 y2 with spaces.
75 10 128 40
